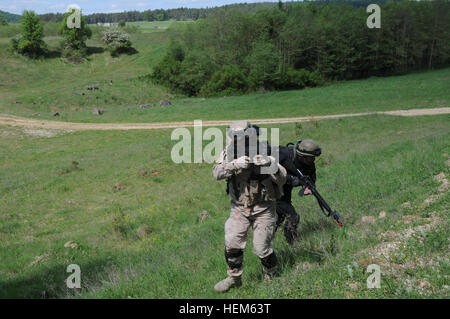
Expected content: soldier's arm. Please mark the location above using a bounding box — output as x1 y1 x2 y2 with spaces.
300 164 316 195
305 163 317 185
269 163 287 186
275 146 294 186
212 150 245 180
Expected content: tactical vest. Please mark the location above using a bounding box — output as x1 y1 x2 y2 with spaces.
227 166 282 207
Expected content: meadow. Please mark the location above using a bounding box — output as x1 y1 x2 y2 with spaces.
0 21 449 299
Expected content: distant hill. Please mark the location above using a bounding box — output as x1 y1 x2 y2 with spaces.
0 10 21 22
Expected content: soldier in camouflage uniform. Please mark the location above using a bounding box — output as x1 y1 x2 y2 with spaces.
275 139 322 245
213 120 287 293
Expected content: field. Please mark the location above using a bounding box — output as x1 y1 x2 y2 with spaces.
0 21 449 299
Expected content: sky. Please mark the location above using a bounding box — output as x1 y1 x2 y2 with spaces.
0 0 283 15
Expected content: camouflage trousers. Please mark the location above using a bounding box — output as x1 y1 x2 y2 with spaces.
224 202 278 278
275 201 300 245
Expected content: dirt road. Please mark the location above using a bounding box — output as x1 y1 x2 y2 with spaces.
0 107 448 131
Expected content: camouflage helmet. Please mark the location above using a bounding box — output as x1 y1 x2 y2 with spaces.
295 139 321 157
227 120 252 136
226 120 260 138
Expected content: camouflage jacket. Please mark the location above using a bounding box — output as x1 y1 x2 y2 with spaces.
213 149 287 212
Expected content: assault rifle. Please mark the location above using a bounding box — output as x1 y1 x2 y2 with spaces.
295 168 343 227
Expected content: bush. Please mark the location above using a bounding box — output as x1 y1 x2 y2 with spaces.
60 41 87 63
58 8 92 52
10 33 22 51
101 28 134 56
13 10 47 58
200 65 248 96
176 51 217 96
0 16 8 26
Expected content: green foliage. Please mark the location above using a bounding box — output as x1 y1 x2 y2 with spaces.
201 64 248 96
177 51 216 95
0 16 8 26
101 28 133 56
58 8 92 54
151 1 450 96
118 19 126 27
10 33 22 51
150 40 211 95
246 40 280 90
14 10 46 58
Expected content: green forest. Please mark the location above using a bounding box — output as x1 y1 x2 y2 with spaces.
150 0 450 96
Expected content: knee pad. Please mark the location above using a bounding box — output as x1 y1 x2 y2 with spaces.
260 252 277 269
225 248 243 269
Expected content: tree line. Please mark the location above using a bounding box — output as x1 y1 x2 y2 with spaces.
150 0 450 96
3 1 389 24
34 2 279 23
0 10 21 23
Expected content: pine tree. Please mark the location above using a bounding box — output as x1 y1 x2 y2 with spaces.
15 10 46 57
58 8 92 53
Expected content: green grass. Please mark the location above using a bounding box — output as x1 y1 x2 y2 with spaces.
0 114 448 298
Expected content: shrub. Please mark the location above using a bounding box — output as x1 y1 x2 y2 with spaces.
101 28 133 56
10 33 22 51
58 8 92 54
0 16 8 26
176 51 216 96
13 10 47 58
200 65 248 96
60 41 87 63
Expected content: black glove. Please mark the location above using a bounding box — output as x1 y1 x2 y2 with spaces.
289 175 303 187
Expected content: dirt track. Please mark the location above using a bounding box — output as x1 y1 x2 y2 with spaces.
0 107 448 131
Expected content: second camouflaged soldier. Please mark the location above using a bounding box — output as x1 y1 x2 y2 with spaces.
275 139 322 244
213 120 287 293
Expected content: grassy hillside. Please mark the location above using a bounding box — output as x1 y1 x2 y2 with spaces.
0 113 448 298
0 20 185 119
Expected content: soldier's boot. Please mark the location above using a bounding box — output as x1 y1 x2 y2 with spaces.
262 266 277 281
214 276 242 293
214 248 244 293
261 252 277 281
284 217 299 245
284 227 298 246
